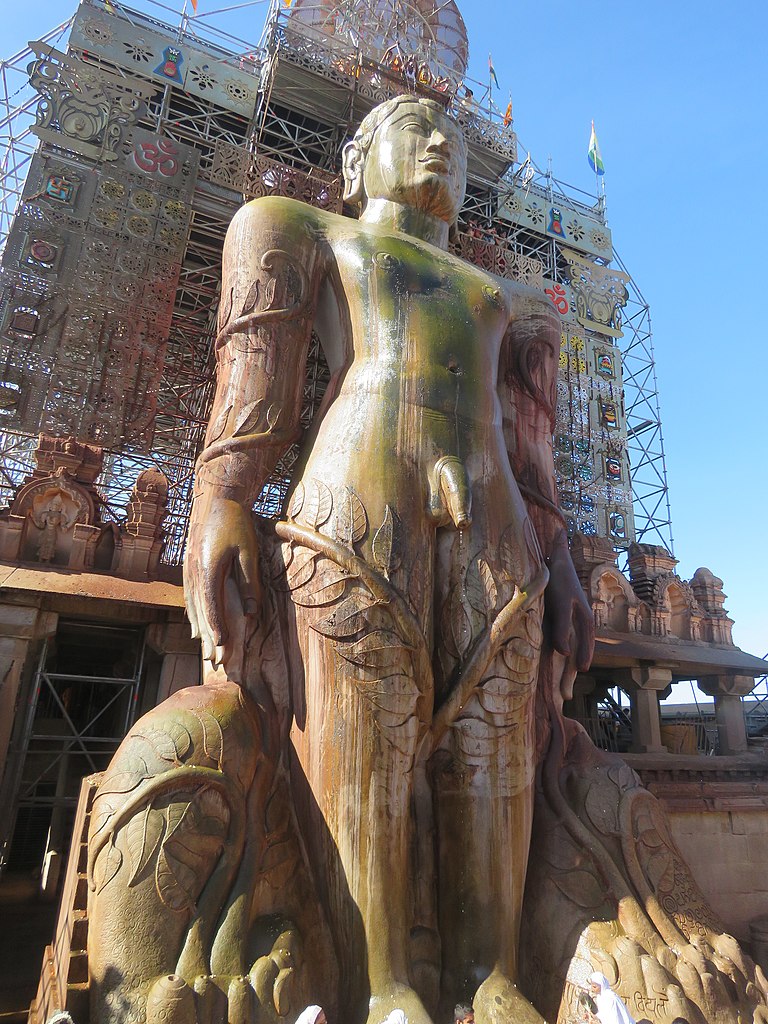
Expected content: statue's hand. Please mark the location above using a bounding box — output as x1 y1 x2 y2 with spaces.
184 494 262 667
544 528 594 675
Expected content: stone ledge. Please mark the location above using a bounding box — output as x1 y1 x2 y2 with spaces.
0 562 185 608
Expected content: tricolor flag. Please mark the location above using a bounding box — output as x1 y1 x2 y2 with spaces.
587 120 605 175
488 54 499 89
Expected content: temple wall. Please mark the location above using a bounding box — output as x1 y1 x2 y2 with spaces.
669 808 768 942
635 760 768 946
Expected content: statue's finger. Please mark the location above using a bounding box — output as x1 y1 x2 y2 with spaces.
236 547 261 615
200 557 230 647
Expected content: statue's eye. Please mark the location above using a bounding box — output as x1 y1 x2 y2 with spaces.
400 121 430 135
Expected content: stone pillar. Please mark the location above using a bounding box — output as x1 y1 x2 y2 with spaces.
616 666 672 753
0 603 58 779
699 675 754 755
146 613 201 705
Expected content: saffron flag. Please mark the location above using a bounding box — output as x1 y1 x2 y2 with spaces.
503 101 512 127
488 54 499 89
189 0 198 10
587 120 605 175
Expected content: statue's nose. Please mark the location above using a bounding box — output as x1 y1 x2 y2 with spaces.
427 130 450 152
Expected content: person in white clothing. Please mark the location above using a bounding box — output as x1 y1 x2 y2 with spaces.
295 1008 327 1024
586 973 636 1024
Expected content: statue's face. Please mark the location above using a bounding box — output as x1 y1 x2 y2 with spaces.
361 101 467 223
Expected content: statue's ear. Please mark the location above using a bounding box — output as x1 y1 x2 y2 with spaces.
342 139 365 206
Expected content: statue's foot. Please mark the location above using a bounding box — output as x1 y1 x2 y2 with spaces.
366 981 434 1024
473 971 546 1024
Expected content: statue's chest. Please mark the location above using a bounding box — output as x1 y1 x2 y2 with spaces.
331 233 508 337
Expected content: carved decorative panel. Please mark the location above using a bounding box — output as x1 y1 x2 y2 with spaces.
27 42 153 162
207 142 344 212
451 231 543 288
69 3 259 118
0 130 199 449
499 185 612 260
562 248 630 339
553 323 634 544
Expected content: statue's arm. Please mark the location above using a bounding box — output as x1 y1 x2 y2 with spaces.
500 289 594 672
184 197 325 673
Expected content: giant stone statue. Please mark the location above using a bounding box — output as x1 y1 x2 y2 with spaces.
86 96 768 1024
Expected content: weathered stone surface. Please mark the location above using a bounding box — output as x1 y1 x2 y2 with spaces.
84 96 767 1024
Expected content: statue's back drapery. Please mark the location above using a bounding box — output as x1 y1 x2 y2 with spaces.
85 96 768 1024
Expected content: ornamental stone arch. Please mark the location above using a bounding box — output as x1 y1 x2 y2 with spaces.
589 564 639 632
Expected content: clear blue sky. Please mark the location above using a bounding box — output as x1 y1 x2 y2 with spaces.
5 0 767 661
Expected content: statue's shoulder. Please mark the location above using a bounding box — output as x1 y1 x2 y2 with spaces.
502 277 559 322
234 195 337 235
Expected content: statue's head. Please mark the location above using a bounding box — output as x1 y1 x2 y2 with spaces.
343 95 467 226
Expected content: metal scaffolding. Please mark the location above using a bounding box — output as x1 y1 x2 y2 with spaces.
0 0 673 565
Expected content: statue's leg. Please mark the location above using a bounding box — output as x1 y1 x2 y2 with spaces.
285 560 433 1024
430 500 547 1024
432 599 544 1024
87 681 264 1024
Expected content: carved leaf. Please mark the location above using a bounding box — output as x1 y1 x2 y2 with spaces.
450 587 472 657
499 523 523 583
285 549 317 590
266 403 281 430
156 845 197 913
98 767 148 799
192 710 224 769
232 400 264 437
264 787 291 837
336 628 411 670
643 849 675 894
241 278 260 315
585 780 621 837
93 836 123 895
260 836 299 888
372 505 400 578
475 674 531 716
194 789 230 838
607 763 641 793
312 595 372 639
290 565 349 608
466 556 497 616
288 483 305 520
154 798 219 913
306 479 333 531
208 403 232 444
552 869 610 910
126 804 165 887
524 516 544 569
156 796 226 913
135 723 192 765
336 488 368 547
263 275 277 310
218 286 234 330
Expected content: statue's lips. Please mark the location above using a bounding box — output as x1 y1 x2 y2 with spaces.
420 156 451 172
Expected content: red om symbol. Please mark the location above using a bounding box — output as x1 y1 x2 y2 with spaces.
133 138 179 177
545 282 569 316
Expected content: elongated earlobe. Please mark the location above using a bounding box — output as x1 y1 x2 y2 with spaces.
342 139 365 206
